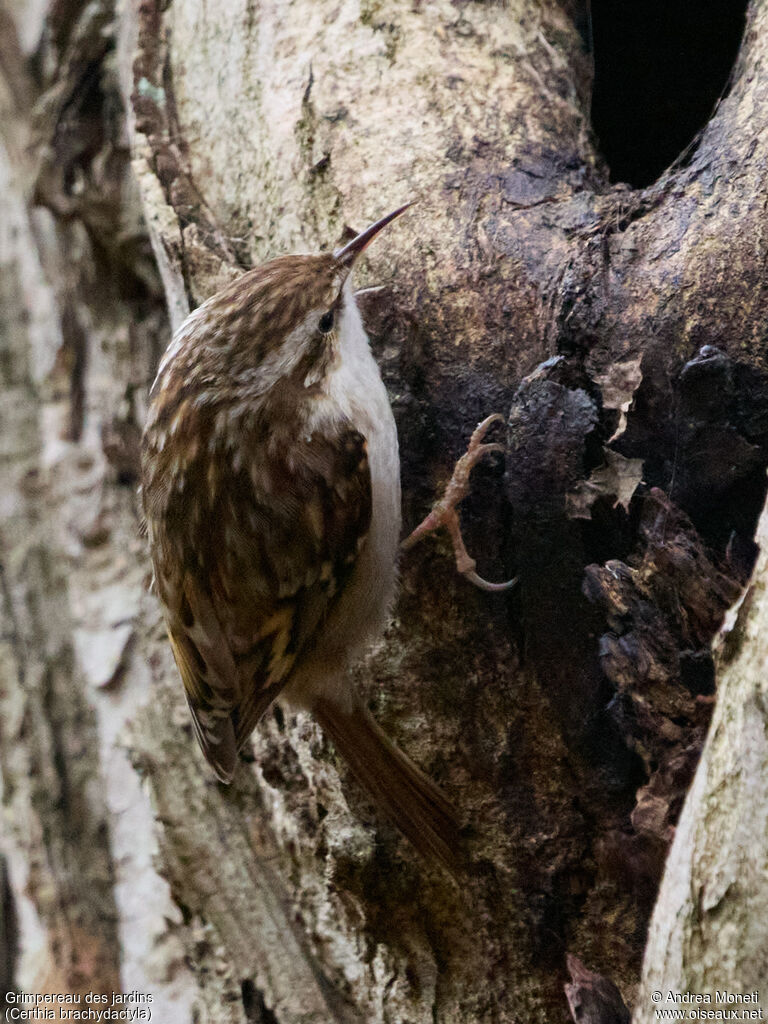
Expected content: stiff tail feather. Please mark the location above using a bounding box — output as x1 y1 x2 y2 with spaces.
314 698 463 876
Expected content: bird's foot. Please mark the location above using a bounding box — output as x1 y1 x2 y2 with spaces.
401 414 518 593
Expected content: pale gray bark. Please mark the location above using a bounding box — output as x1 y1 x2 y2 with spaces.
2 1 768 1022
635 505 768 1019
0 6 194 1014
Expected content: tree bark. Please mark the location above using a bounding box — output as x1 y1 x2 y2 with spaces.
635 504 768 1019
1 0 767 1022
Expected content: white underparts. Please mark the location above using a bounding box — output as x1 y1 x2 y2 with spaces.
283 280 402 712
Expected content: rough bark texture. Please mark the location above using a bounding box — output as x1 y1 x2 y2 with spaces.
1 0 768 1022
0 1 192 1014
635 498 768 1019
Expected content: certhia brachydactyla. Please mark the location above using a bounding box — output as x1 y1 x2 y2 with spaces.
141 205 514 871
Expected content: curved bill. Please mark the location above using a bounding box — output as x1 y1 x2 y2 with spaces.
334 202 414 268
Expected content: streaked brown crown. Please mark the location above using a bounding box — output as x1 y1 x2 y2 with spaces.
144 251 342 436
197 251 340 361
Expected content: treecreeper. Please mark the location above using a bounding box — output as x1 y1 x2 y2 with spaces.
141 205 513 873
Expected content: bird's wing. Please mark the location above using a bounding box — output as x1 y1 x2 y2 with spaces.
154 420 372 781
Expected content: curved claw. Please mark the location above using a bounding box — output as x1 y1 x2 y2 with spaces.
463 570 518 593
401 414 514 593
468 412 506 444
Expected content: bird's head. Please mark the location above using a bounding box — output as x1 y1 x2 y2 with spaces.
174 204 411 391
147 203 412 431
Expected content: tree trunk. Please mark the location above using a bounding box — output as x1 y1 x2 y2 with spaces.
1 1 767 1021
635 502 768 1019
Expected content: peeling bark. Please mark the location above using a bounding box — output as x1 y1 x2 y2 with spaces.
635 499 768 1017
1 0 768 1021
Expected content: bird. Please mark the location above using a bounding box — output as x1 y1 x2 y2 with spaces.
140 205 465 871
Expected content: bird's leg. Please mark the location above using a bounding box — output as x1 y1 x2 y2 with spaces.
401 414 517 593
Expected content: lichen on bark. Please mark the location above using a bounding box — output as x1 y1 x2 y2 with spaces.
2 0 768 1021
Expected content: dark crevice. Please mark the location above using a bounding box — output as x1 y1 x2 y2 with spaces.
617 346 768 563
0 857 18 1009
589 0 748 187
240 980 279 1024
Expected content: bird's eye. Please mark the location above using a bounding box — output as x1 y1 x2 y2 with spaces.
318 310 335 334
